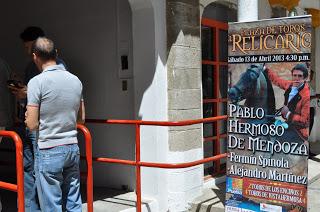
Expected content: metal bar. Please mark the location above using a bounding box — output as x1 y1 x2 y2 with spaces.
214 27 221 174
0 181 17 191
201 18 228 30
90 153 227 169
93 157 137 165
135 124 142 212
86 115 227 126
0 130 25 212
85 116 229 211
140 154 227 168
77 124 93 212
203 133 227 142
15 132 24 212
203 98 228 103
202 60 228 66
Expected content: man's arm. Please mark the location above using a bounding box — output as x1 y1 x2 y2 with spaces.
25 105 39 130
26 77 40 130
265 67 291 90
8 85 27 100
77 100 85 124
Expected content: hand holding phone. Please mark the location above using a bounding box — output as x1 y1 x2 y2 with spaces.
7 80 24 88
7 80 27 99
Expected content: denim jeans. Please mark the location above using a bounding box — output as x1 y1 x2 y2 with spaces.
16 126 41 212
35 144 82 212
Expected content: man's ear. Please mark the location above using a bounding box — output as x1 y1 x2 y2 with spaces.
32 53 37 61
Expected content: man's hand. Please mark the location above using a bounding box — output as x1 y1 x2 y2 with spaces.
281 106 291 120
8 85 27 99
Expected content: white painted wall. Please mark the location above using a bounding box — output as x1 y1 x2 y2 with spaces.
128 0 168 210
0 0 136 189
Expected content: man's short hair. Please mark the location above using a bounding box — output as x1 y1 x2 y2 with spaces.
291 63 308 79
20 26 45 42
32 37 57 61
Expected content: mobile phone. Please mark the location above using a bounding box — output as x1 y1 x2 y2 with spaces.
7 80 24 88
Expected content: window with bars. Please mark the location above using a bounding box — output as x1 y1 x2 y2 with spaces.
201 18 229 177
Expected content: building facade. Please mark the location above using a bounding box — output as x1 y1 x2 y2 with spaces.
0 0 320 211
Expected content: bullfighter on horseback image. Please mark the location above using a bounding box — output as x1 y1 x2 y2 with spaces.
264 63 310 144
227 63 310 212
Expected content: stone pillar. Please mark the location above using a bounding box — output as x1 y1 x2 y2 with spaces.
238 0 258 21
166 0 203 211
258 0 272 19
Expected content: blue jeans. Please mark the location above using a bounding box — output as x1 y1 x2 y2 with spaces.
16 126 41 212
35 144 82 212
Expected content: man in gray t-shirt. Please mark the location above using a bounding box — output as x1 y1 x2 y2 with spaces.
27 65 82 148
25 37 84 211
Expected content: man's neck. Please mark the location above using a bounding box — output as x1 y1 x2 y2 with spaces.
41 60 57 71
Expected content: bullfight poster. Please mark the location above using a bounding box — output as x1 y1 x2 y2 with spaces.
226 16 311 212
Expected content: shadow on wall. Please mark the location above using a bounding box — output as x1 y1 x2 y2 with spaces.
167 0 200 57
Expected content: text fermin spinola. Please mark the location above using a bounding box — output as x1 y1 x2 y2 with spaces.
229 23 311 54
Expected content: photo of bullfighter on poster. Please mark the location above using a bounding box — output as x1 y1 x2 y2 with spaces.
226 16 311 212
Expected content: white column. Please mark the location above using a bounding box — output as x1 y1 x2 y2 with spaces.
238 0 258 22
129 0 169 211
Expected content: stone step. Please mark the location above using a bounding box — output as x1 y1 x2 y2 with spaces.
188 183 226 212
82 190 157 212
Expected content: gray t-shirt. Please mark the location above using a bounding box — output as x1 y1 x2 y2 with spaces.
0 58 13 127
27 64 83 149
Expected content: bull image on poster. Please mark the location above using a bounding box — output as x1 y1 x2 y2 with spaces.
226 16 311 212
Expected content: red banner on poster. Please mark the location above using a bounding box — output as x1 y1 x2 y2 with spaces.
243 178 307 207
